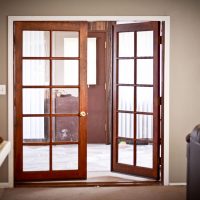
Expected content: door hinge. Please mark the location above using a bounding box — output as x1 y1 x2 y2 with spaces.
159 97 162 105
105 123 107 132
105 41 107 49
159 157 162 165
159 138 162 145
159 35 162 44
104 83 107 90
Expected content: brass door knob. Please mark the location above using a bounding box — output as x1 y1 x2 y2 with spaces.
80 111 87 117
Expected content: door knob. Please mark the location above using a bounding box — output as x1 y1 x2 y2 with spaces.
80 111 87 117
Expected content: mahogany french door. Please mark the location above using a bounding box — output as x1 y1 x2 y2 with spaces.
112 22 161 179
14 22 88 181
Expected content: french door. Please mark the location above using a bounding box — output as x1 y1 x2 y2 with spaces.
112 22 161 179
14 22 88 181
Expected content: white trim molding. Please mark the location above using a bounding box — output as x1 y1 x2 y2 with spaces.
0 141 11 167
0 182 11 188
0 182 10 188
6 16 170 187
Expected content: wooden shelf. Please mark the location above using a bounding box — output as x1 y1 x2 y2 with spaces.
0 141 11 167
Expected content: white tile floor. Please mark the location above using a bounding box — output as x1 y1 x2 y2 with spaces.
23 144 153 172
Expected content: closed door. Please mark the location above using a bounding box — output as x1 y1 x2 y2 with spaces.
87 32 106 143
112 22 161 179
14 22 88 181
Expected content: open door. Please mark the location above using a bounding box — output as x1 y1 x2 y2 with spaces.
14 22 88 182
112 22 161 179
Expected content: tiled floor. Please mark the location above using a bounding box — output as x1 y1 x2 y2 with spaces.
23 144 153 173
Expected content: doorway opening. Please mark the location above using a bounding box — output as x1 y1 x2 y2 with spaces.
86 21 164 183
13 20 165 185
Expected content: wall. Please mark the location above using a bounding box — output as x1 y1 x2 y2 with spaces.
0 0 200 183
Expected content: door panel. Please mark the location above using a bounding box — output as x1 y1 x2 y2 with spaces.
87 32 106 143
112 22 160 179
14 22 88 181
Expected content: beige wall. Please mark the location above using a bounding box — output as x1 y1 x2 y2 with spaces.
0 0 200 183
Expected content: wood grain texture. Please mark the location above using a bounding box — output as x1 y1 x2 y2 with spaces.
87 32 106 143
88 21 115 144
112 21 161 179
14 21 88 182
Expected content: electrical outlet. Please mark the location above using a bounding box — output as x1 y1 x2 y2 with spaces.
0 85 6 95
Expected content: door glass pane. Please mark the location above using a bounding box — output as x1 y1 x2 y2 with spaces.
137 87 153 113
136 114 153 168
137 31 153 57
23 31 50 57
23 60 50 86
118 113 134 138
137 59 153 85
23 88 50 114
52 31 79 57
118 86 134 111
118 138 133 165
52 144 78 170
118 59 134 84
52 60 79 86
23 117 50 142
118 32 134 57
52 117 79 142
23 146 49 171
52 88 79 114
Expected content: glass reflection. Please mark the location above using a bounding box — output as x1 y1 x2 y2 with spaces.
23 31 50 57
52 31 79 57
52 117 79 142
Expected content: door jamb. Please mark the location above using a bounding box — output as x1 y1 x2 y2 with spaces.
7 16 170 188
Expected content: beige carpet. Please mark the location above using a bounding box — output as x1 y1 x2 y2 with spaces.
0 186 186 200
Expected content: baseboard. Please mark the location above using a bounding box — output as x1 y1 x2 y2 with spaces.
0 182 10 188
169 182 186 186
0 188 4 199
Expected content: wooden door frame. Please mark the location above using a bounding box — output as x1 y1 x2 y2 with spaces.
13 21 88 182
112 21 161 179
6 16 170 188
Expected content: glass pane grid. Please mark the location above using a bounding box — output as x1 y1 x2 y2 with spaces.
137 31 153 57
23 60 50 86
23 117 50 142
118 59 134 84
52 117 79 142
52 31 79 58
22 29 81 172
135 114 153 169
118 86 134 112
117 138 134 165
115 27 157 172
137 59 153 85
117 111 134 165
52 60 79 86
52 144 78 170
136 87 153 113
23 88 50 114
23 31 50 57
118 32 134 57
23 145 50 171
52 88 79 114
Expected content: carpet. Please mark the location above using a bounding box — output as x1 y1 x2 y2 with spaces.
0 186 186 200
